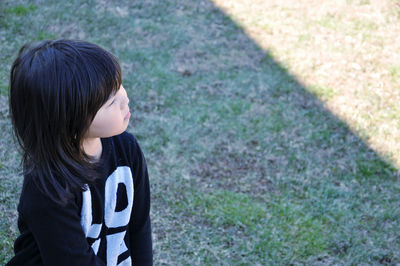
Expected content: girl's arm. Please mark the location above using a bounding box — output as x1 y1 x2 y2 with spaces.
129 137 153 265
18 178 106 266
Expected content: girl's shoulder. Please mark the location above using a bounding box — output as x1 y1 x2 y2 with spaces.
18 174 80 219
112 131 136 145
102 131 146 169
108 131 143 156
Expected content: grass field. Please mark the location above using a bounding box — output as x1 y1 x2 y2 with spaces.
1 0 400 264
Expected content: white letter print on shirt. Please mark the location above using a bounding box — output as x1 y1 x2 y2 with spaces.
81 166 134 266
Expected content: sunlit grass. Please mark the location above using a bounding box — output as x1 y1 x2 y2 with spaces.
212 0 400 166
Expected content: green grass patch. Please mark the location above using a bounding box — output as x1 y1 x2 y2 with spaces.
36 31 57 41
4 4 37 16
177 190 330 263
190 190 266 228
390 65 400 82
0 229 14 263
308 84 336 101
0 82 8 96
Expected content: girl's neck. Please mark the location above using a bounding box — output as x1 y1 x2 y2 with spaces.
82 137 102 161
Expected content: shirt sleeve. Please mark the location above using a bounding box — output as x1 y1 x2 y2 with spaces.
129 137 153 265
20 179 106 266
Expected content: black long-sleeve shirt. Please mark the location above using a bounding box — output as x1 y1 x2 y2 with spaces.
7 132 152 265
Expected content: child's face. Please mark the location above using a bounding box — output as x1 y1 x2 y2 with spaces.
85 85 131 139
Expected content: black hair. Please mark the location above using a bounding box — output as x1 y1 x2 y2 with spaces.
9 39 122 205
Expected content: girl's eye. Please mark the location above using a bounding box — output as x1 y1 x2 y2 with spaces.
108 99 115 107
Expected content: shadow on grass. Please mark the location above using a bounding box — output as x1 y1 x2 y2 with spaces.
139 1 400 264
0 0 399 264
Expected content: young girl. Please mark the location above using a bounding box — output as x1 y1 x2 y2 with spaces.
6 40 153 265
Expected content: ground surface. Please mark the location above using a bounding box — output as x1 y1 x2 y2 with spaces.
0 0 399 264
